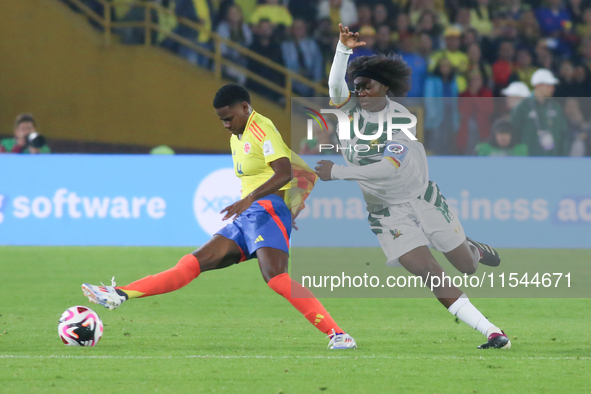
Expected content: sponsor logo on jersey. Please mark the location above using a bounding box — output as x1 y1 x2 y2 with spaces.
244 142 251 154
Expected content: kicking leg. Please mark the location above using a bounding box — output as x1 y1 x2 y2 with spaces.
444 240 480 275
399 246 510 349
257 247 356 349
82 235 242 309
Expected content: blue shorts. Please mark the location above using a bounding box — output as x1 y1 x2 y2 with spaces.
215 194 291 261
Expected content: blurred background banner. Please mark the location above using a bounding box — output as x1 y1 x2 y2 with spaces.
1 155 590 248
0 155 239 246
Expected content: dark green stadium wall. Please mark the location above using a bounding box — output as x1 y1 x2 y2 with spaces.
0 0 292 152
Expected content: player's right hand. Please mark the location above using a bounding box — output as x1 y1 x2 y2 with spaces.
339 23 366 50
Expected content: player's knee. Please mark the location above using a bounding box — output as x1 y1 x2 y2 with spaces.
191 249 220 272
455 256 478 275
461 262 478 275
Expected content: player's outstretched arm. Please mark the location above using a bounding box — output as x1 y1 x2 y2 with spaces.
328 24 366 102
316 158 396 182
221 157 291 220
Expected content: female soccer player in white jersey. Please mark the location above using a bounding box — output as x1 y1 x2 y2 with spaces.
315 24 510 349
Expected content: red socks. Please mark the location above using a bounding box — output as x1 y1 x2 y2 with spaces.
117 254 201 299
116 258 344 337
268 273 344 336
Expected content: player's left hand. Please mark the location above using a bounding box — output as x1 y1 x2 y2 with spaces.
315 160 334 181
221 194 255 221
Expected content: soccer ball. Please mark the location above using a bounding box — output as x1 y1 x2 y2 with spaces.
58 306 103 346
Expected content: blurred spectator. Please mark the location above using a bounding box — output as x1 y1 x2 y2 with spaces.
318 0 359 33
454 8 472 32
429 27 469 91
567 0 586 24
314 17 338 80
217 4 253 85
573 63 591 95
517 10 542 49
375 25 396 55
352 3 373 31
470 0 493 37
535 0 573 37
410 0 449 27
173 0 214 68
554 58 588 96
416 10 443 50
235 0 258 22
496 0 532 21
392 13 414 42
113 0 151 45
457 71 494 154
502 81 532 111
418 32 435 59
424 57 460 154
534 40 555 69
398 35 428 97
475 119 529 156
154 0 179 45
250 0 293 28
534 0 574 56
466 42 493 87
281 19 323 96
288 0 318 24
0 114 50 154
513 48 537 88
492 40 516 91
247 19 285 102
349 25 378 62
373 3 391 29
461 27 479 51
563 97 591 156
575 6 591 38
511 69 569 156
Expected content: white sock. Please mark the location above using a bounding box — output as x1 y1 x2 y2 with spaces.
448 294 501 337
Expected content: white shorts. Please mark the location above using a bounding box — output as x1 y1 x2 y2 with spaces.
368 182 466 268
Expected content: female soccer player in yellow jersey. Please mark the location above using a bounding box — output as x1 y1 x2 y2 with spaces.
82 84 356 350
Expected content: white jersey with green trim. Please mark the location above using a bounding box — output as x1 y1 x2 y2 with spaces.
335 97 429 209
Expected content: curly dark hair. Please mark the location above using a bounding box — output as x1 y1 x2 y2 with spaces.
348 54 412 97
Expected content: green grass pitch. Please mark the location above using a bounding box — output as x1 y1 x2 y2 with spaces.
0 247 590 393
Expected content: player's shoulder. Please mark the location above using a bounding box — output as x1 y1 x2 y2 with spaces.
252 111 279 134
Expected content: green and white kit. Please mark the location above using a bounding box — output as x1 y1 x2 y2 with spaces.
328 41 466 266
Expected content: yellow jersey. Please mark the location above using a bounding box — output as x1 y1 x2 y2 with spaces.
230 110 317 216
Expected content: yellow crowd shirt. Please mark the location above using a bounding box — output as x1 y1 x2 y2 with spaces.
230 110 317 216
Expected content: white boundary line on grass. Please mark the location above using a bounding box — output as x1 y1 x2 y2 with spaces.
1 355 589 361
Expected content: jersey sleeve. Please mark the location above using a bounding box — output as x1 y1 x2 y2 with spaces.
251 119 291 164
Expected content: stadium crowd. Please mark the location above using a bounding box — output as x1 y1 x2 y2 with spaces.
45 1 591 155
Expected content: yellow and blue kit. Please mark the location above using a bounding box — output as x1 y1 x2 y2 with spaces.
216 110 317 260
